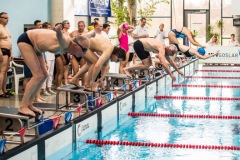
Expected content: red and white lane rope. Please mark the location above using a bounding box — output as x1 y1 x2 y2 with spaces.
86 140 240 150
195 70 240 72
128 112 240 119
185 76 240 79
172 84 240 88
154 95 240 101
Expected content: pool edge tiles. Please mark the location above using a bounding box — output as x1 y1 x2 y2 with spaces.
75 114 98 146
8 145 38 160
45 127 73 160
101 102 118 137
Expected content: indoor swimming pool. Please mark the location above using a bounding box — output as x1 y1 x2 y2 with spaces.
48 66 240 160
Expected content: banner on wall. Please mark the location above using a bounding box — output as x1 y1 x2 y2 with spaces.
89 0 111 17
201 46 240 64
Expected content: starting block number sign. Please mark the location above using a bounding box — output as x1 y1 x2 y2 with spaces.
0 117 23 132
155 63 163 70
70 93 80 103
138 69 149 77
111 78 125 87
70 93 87 104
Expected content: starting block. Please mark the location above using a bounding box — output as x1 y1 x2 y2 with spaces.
56 84 98 112
0 106 44 144
105 73 131 90
32 103 65 111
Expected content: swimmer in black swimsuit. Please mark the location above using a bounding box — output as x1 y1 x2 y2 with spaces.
169 43 220 60
124 38 184 82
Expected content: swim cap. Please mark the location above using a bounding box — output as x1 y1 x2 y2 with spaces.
197 47 205 55
88 26 94 31
123 23 129 30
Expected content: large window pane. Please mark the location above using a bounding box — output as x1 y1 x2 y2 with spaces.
184 0 209 9
222 18 235 38
222 0 232 17
137 0 170 17
210 0 221 25
74 0 88 15
152 2 171 17
172 0 183 28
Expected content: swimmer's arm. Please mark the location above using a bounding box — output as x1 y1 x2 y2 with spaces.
157 47 172 76
54 25 69 50
189 48 219 60
117 24 123 39
91 52 110 83
85 31 96 38
165 55 179 71
100 62 110 82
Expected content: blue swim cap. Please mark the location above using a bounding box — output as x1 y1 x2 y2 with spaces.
197 47 205 55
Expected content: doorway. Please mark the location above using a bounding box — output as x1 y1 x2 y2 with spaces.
184 10 210 47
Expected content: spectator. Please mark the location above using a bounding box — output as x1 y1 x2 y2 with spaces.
41 22 56 96
0 12 13 98
101 23 110 39
118 23 135 73
154 23 166 44
206 35 220 46
34 20 42 29
70 21 88 86
227 34 239 47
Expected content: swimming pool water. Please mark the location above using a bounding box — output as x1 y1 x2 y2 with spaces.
59 70 240 160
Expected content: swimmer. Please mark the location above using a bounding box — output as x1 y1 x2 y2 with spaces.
168 26 205 48
17 24 92 116
123 38 184 81
69 32 126 91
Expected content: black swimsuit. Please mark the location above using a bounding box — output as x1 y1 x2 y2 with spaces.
172 43 192 57
1 48 11 57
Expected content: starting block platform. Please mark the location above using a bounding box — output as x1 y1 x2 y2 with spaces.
56 84 98 111
0 106 44 144
32 103 65 111
105 73 131 90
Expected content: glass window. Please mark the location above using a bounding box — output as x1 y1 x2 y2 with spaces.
137 1 170 17
222 0 232 17
74 0 88 15
222 38 230 46
222 18 235 38
152 2 171 17
210 0 221 26
172 0 183 28
184 0 209 9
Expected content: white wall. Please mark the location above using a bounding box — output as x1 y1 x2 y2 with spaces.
0 0 50 57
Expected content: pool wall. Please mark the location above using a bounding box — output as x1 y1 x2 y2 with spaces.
0 59 198 160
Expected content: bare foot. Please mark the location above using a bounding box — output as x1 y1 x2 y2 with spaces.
69 80 82 88
34 98 45 103
28 105 43 115
84 85 97 92
18 107 36 117
123 68 132 78
40 97 46 101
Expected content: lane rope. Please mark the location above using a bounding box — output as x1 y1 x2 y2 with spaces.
128 112 240 119
154 95 240 101
172 84 240 88
185 76 240 79
195 70 240 72
86 140 240 150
